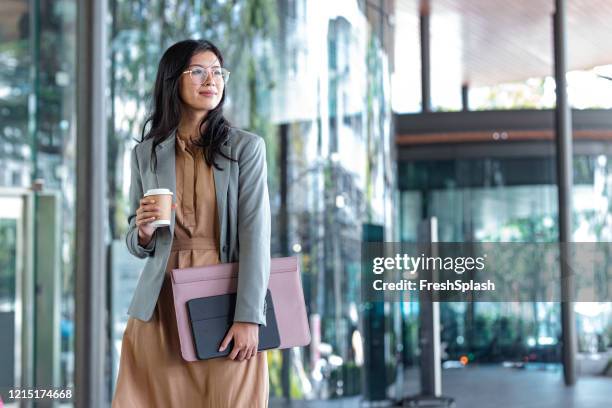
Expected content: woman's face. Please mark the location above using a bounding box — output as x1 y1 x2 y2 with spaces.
179 51 225 116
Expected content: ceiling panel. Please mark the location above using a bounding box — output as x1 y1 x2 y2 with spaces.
396 0 612 86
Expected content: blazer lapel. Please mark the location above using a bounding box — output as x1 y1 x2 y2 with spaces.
213 137 231 259
155 131 177 237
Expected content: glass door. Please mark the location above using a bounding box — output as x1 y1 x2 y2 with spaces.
0 188 34 404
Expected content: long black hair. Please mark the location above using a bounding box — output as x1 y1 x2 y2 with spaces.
139 39 236 172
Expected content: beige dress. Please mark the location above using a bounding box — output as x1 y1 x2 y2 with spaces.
112 136 269 407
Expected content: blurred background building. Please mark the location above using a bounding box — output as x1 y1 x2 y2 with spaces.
0 0 610 407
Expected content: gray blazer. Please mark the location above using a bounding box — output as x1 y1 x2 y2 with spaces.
125 127 271 326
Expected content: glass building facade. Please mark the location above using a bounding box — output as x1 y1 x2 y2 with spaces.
1 0 399 403
107 0 397 400
0 0 77 399
399 151 612 366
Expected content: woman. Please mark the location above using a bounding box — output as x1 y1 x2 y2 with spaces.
112 39 271 407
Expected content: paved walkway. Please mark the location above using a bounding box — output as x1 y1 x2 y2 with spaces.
271 364 612 408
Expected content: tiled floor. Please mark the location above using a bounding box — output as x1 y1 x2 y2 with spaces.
270 365 612 408
3 365 610 407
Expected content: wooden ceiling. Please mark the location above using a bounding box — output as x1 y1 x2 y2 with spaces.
395 0 612 87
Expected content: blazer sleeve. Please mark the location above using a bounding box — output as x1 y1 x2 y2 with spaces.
233 136 271 326
125 146 157 259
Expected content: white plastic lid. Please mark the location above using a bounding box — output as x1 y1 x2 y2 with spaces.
144 188 174 196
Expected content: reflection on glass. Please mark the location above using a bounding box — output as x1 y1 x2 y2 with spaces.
400 154 612 365
0 0 77 402
109 0 395 401
0 215 18 392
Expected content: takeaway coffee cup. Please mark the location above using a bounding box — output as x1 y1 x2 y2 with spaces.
144 188 173 227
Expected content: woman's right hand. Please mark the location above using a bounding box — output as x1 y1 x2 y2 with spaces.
135 197 176 246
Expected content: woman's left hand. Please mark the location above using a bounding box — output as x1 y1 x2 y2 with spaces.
219 322 259 361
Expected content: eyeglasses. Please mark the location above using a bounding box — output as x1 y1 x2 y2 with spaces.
182 66 230 85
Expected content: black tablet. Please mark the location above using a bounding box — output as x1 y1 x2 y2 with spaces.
186 289 280 360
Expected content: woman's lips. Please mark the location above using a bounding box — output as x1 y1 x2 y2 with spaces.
199 91 216 97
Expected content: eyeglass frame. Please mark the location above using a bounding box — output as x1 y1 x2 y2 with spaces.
181 64 230 85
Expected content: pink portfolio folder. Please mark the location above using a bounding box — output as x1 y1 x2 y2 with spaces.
171 256 311 362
